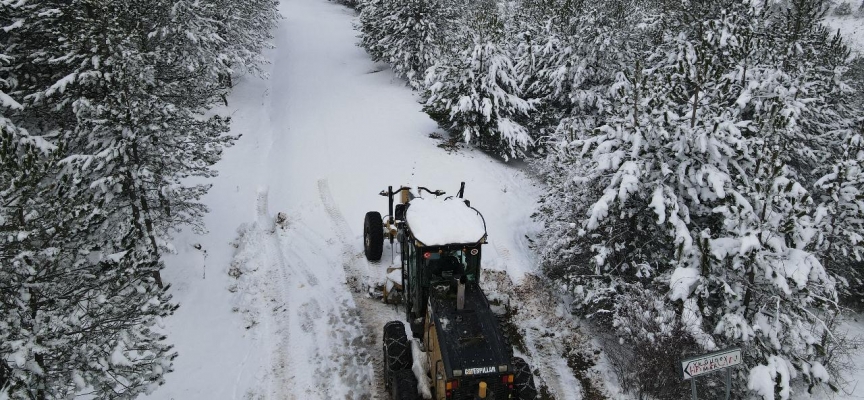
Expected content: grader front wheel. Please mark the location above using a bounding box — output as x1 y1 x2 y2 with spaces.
364 211 384 261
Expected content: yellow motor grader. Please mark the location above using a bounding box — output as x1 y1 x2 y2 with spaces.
363 183 537 400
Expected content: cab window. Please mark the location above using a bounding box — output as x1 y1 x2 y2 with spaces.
425 248 479 283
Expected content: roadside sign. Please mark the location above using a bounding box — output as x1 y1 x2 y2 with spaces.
680 348 741 380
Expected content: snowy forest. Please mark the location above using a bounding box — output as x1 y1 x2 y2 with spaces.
0 0 279 398
355 0 864 398
2 0 864 398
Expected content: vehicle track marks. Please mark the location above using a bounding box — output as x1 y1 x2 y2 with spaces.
317 178 401 400
232 188 377 399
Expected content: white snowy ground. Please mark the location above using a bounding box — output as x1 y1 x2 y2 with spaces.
824 12 864 57
141 0 864 399
141 0 596 398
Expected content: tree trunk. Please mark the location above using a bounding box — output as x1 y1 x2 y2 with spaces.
29 289 46 400
743 258 756 318
0 358 9 392
123 168 164 289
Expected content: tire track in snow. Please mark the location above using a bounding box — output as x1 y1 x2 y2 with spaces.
231 188 375 399
317 179 373 291
316 178 401 400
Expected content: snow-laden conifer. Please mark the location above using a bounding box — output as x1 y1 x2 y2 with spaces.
423 0 534 160
534 0 861 395
358 0 455 88
1 0 278 396
1 108 178 399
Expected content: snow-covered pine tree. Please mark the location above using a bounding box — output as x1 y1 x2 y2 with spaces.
1 99 178 399
762 0 864 306
423 0 534 160
1 0 277 396
211 0 280 90
358 0 396 67
511 0 584 138
813 121 864 307
358 0 455 88
534 0 851 396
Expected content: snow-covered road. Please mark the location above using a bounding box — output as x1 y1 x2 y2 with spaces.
143 0 598 398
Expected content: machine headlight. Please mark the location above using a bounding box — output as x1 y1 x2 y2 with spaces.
498 365 508 373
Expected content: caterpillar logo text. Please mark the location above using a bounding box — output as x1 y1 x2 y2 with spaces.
465 366 496 376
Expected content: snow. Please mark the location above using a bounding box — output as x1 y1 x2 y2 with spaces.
405 197 487 246
740 233 761 255
142 0 544 398
71 371 86 390
749 355 795 400
0 90 22 110
110 344 133 367
1 19 22 32
781 248 818 290
824 14 864 57
45 72 77 96
836 314 864 399
649 186 666 224
411 339 433 399
810 362 829 383
669 267 700 301
710 237 741 260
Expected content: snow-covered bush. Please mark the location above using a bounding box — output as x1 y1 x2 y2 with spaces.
357 0 535 159
424 40 534 160
601 287 701 398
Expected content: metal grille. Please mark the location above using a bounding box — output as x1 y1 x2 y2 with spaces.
451 376 511 400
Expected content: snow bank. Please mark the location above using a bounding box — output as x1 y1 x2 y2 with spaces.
411 339 433 399
406 197 486 246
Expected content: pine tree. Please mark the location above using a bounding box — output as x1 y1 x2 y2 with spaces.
1 105 178 399
1 0 278 396
761 0 864 306
357 0 391 62
358 0 455 88
423 0 534 160
533 0 857 396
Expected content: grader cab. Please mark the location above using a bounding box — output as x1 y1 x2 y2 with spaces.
363 183 537 400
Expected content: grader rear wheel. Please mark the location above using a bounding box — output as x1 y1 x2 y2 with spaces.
390 369 419 400
512 357 538 400
383 321 413 390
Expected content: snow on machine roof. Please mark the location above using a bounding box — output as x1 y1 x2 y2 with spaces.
405 197 487 246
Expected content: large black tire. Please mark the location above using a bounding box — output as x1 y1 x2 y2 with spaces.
390 369 419 400
364 211 384 261
383 321 413 390
512 357 538 400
